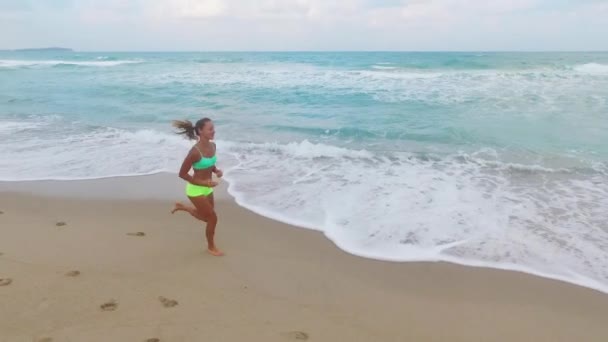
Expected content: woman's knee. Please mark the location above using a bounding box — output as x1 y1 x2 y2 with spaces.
192 211 207 222
197 208 216 223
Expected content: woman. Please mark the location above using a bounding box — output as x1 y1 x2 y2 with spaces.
171 118 224 256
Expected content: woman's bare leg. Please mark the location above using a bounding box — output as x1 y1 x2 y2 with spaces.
171 202 207 222
208 193 215 209
188 195 222 256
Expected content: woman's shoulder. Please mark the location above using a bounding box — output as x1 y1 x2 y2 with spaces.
189 144 202 156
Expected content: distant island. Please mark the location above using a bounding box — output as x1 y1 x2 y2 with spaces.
0 47 73 52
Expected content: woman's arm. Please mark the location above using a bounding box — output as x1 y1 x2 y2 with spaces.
211 165 223 177
178 151 196 183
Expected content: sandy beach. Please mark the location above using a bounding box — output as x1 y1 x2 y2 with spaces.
1 174 608 342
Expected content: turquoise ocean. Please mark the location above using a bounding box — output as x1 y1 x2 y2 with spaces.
1 51 607 292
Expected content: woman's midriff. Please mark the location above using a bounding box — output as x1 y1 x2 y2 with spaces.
192 169 213 185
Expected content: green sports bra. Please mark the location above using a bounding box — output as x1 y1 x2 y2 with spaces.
192 145 217 170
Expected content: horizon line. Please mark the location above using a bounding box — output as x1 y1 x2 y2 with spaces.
2 48 608 53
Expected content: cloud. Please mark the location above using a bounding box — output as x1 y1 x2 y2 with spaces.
74 0 143 24
147 0 364 20
159 0 226 18
0 0 607 50
381 0 542 25
146 0 545 21
140 0 552 35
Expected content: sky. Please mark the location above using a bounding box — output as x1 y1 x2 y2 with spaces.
1 0 607 51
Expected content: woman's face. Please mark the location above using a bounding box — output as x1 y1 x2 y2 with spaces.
200 121 215 140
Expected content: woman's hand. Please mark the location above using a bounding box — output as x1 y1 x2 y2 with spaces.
214 168 223 178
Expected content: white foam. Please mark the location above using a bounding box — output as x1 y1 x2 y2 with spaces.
220 139 373 159
0 126 190 181
219 140 608 294
574 63 608 74
0 121 45 133
371 65 398 70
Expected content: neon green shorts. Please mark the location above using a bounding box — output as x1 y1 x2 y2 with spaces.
185 183 213 197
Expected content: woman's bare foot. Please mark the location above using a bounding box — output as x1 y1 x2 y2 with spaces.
207 248 224 256
171 202 187 214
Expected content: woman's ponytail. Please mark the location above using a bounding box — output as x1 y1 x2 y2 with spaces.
172 119 197 140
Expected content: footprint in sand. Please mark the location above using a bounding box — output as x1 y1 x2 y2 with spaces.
127 232 146 237
158 296 178 308
55 221 67 227
145 339 160 342
0 210 4 214
0 278 12 286
100 300 118 311
281 331 309 340
36 338 53 342
65 270 81 277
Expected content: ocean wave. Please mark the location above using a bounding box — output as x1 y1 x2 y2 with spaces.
221 139 373 159
573 63 608 74
0 127 190 181
365 62 608 77
0 124 601 179
96 56 118 61
0 59 143 69
142 62 607 107
0 115 64 134
194 58 244 64
0 121 46 134
220 140 608 294
371 65 398 70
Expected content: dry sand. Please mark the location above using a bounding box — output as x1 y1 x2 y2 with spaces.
1 175 608 342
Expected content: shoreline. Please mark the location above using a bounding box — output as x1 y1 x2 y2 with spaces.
3 173 606 296
2 175 608 340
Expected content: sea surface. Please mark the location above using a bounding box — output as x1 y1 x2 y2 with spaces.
1 51 607 292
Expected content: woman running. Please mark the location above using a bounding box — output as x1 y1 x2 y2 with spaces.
171 118 224 256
